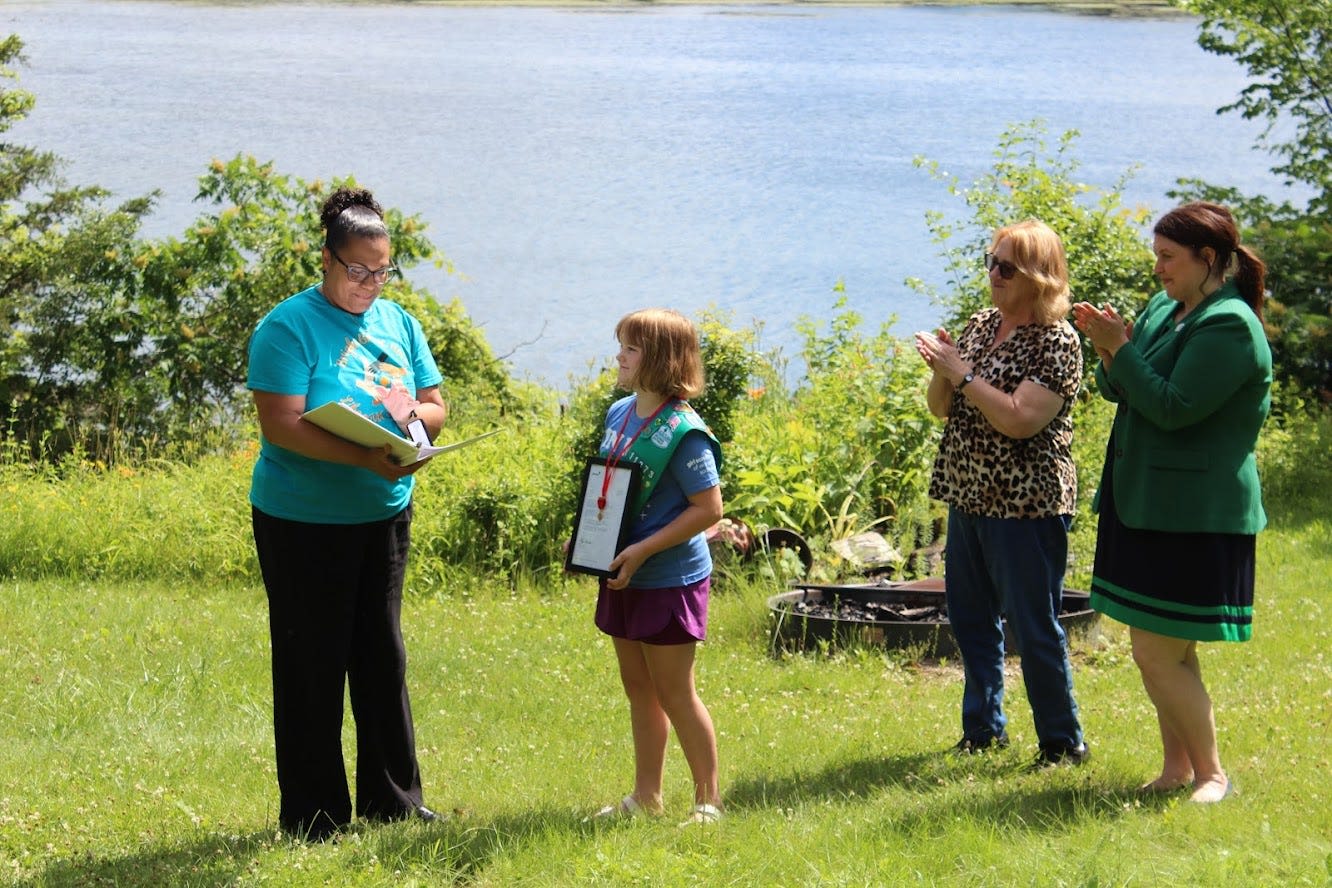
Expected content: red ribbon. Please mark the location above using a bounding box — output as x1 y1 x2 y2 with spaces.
598 397 674 513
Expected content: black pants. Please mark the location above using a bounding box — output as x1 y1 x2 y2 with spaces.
252 505 423 838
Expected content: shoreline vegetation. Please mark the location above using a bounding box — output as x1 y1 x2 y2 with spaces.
394 0 1187 17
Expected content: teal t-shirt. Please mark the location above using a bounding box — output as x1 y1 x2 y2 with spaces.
247 285 443 524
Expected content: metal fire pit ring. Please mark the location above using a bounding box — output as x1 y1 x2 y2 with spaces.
767 577 1097 659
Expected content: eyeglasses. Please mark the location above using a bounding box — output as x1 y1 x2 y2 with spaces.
329 246 399 285
984 252 1019 280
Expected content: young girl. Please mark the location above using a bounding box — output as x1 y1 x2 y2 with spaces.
591 308 724 826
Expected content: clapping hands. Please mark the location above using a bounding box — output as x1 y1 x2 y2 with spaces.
1072 302 1133 366
914 328 970 385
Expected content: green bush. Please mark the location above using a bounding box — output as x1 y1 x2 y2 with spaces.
409 413 576 589
16 67 1324 593
692 306 759 446
0 302 943 586
0 308 1323 595
725 297 940 576
1065 394 1116 591
1255 387 1332 517
0 447 256 581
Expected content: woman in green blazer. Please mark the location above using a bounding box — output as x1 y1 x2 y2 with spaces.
1074 201 1271 804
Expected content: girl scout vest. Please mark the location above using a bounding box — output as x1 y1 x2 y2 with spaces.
616 400 722 517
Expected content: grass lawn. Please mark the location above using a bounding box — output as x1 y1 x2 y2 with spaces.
2 504 1330 886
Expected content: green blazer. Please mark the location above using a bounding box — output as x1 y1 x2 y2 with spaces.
1093 281 1271 534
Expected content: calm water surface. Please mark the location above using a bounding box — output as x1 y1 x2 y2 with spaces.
4 1 1299 384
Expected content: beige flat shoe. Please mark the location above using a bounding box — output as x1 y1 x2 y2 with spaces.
588 794 649 821
678 803 723 827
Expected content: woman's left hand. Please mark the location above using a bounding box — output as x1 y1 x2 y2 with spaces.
362 444 433 482
606 542 649 591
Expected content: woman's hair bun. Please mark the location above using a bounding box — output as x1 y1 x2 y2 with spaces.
320 187 383 230
319 187 388 249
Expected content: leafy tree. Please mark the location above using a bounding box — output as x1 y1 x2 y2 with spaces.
907 120 1157 386
1 34 157 456
1172 0 1332 405
1180 0 1332 209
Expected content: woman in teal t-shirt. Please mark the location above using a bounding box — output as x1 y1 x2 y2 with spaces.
247 187 446 841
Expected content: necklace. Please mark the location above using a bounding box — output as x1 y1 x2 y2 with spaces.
598 396 673 519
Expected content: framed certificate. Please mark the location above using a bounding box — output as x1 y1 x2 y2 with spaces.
566 457 642 578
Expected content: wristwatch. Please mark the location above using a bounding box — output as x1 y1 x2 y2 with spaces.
406 416 431 447
403 408 431 446
957 372 975 391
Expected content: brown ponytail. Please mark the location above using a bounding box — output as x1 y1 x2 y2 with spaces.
1232 244 1267 323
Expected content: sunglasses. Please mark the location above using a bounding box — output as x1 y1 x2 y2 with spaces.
984 252 1019 280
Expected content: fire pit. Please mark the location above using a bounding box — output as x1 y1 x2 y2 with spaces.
768 577 1097 658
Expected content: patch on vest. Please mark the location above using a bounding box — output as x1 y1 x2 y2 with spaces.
652 415 681 444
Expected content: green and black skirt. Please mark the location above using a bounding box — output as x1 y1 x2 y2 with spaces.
1089 455 1254 643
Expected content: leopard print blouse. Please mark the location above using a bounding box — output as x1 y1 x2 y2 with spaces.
928 307 1081 519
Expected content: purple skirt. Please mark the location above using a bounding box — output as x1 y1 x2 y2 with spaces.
595 576 710 645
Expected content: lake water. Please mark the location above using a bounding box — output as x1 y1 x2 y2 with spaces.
3 1 1302 386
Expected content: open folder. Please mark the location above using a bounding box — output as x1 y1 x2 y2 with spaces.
301 401 501 465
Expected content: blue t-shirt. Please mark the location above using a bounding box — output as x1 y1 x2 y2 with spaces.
600 396 720 588
247 285 443 524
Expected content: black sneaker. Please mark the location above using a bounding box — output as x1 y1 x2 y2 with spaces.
1032 741 1091 768
951 733 1010 755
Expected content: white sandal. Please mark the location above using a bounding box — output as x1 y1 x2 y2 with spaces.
678 802 723 826
589 794 644 821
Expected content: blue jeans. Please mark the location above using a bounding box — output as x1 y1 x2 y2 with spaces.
945 507 1083 749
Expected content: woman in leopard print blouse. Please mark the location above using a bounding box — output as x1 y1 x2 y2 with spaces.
914 219 1087 767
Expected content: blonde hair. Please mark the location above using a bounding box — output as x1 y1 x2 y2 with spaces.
614 308 705 400
990 219 1071 325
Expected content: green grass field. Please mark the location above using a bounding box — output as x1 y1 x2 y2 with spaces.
2 491 1330 886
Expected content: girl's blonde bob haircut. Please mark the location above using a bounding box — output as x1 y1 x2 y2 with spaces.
614 308 706 400
990 219 1071 325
